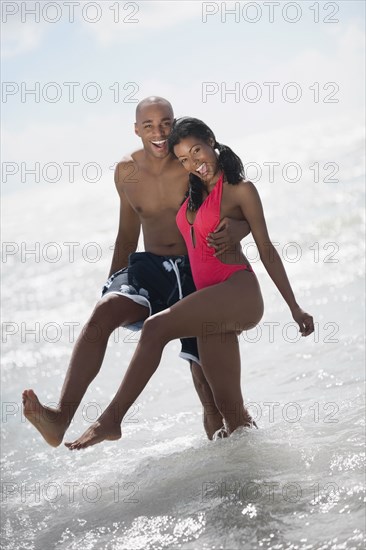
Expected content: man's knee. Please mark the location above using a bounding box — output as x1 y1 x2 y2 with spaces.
92 294 137 328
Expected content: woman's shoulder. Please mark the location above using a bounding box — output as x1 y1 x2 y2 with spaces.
225 179 262 208
238 178 255 186
231 178 258 194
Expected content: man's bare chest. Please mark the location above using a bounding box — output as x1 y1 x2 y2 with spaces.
124 176 187 217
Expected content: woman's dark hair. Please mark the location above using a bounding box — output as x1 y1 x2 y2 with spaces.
168 117 245 211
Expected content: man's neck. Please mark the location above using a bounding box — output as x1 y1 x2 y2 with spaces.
142 150 176 175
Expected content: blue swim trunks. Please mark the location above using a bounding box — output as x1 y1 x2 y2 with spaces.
101 252 199 364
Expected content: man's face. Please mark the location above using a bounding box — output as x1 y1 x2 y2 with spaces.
135 103 174 158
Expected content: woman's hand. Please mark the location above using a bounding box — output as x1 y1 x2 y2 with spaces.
291 306 314 337
207 217 251 257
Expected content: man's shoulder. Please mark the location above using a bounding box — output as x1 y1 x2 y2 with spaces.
117 148 143 167
115 149 144 189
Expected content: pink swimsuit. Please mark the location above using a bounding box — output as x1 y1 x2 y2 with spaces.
176 172 254 290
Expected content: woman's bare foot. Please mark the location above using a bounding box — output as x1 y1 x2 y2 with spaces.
64 413 121 450
243 410 258 429
22 389 69 447
224 407 258 435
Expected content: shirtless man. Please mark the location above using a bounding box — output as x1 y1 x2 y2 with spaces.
22 96 250 447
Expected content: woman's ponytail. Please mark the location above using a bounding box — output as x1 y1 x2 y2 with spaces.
215 142 245 185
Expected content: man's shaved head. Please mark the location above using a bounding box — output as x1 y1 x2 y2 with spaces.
134 96 174 157
135 96 174 122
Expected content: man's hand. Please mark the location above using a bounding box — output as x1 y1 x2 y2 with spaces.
207 217 251 257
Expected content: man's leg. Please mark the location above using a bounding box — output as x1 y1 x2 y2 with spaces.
179 258 224 438
190 361 225 439
180 337 224 438
65 272 261 449
197 334 252 433
22 294 149 447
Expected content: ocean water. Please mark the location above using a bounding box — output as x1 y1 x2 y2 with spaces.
1 117 365 549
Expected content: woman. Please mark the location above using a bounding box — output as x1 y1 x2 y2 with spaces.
65 117 314 449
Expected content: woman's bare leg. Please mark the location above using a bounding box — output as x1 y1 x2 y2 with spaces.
65 272 263 449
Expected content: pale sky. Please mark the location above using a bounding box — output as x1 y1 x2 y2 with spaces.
1 1 365 194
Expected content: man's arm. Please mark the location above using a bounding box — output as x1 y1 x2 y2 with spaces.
207 217 251 256
108 161 141 277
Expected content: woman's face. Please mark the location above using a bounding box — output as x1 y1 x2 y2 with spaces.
174 136 219 182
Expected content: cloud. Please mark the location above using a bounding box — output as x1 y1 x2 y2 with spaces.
2 112 139 164
0 1 199 58
1 17 49 59
196 19 365 138
80 1 201 46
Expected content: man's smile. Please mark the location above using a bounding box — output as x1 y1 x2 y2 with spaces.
151 139 168 150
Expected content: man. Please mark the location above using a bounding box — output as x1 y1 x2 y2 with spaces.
22 97 250 447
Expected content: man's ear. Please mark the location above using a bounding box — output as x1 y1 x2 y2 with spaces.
134 123 139 137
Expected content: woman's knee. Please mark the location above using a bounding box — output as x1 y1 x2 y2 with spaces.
139 314 171 346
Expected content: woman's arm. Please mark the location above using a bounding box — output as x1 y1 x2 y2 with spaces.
237 180 314 336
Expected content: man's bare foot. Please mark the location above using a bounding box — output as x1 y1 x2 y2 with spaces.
203 408 226 440
22 389 68 447
64 414 121 450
